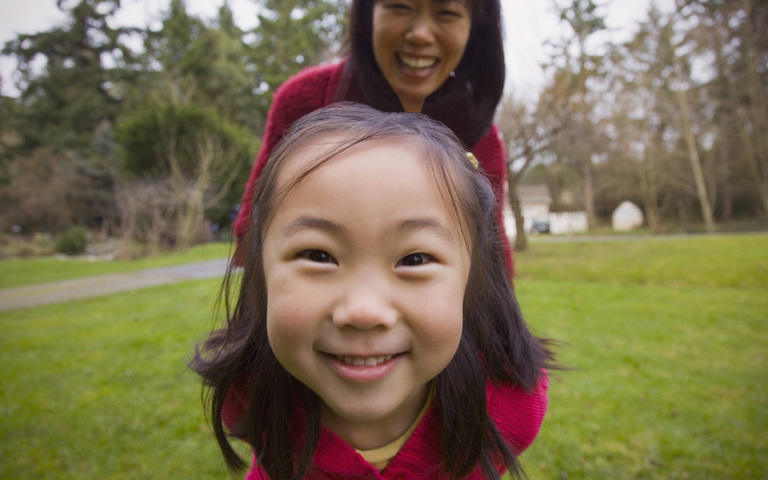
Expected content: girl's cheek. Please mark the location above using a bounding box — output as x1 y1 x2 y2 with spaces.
266 298 313 339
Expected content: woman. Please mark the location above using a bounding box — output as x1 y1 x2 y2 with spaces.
234 0 510 270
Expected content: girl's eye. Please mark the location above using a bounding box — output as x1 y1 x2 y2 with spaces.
298 249 337 264
396 253 436 267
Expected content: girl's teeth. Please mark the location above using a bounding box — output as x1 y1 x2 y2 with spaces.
336 355 393 366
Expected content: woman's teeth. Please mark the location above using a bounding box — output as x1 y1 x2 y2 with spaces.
336 355 394 367
398 54 437 70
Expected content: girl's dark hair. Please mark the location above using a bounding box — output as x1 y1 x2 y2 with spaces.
192 103 553 480
345 0 506 147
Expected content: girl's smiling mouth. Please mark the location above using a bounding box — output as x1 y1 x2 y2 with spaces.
324 353 404 383
335 354 396 367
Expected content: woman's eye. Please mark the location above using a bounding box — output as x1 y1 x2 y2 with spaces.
438 9 462 18
397 253 435 267
385 2 412 12
298 249 336 264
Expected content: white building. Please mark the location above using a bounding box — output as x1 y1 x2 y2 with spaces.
503 185 551 237
504 185 588 237
612 201 644 231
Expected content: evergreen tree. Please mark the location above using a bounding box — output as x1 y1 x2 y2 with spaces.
248 0 346 116
2 0 136 154
114 1 258 248
0 0 137 234
136 0 263 132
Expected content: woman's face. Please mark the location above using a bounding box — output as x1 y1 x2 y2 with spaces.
372 0 471 113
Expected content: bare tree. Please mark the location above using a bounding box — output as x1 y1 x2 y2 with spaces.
740 0 768 217
117 83 252 252
546 0 609 228
115 179 175 256
671 53 715 233
498 95 562 250
167 128 243 250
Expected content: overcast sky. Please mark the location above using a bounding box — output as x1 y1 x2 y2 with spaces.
0 0 674 99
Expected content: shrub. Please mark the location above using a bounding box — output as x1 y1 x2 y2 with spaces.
55 226 89 255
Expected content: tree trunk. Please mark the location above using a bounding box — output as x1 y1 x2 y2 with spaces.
639 140 661 233
741 0 768 218
581 156 596 229
175 187 205 251
673 56 716 233
507 169 527 251
718 135 733 222
713 20 734 222
545 163 562 209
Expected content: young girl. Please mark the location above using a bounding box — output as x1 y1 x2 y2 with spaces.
192 103 554 480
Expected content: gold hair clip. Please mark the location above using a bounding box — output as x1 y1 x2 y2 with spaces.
465 152 479 170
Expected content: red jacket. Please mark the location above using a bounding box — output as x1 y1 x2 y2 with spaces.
225 375 549 480
233 60 513 273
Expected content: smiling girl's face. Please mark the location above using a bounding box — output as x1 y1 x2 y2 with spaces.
372 0 472 113
261 138 470 451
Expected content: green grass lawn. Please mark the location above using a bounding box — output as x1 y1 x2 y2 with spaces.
1 233 766 479
0 279 230 479
0 242 233 289
514 233 768 480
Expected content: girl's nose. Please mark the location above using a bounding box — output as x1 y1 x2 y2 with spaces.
404 14 436 45
332 280 398 330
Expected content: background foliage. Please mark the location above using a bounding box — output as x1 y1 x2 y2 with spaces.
498 0 768 245
0 0 766 254
0 0 347 251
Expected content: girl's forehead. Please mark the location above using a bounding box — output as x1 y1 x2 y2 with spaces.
276 135 422 181
271 135 473 246
273 135 469 207
277 136 414 182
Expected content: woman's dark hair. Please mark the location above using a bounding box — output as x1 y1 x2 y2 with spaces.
192 103 553 480
344 0 506 147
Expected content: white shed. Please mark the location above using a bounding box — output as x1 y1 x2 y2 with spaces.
612 201 644 231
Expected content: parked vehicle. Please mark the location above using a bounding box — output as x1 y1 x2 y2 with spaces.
530 220 550 235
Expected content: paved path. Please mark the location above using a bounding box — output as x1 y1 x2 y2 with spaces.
0 258 230 312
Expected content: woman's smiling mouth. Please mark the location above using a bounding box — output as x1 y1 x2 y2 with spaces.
397 53 438 71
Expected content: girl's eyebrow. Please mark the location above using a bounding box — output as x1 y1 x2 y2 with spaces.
393 217 457 244
281 216 348 236
281 216 456 243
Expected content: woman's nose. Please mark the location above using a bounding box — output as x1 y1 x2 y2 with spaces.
404 14 436 45
332 279 398 330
